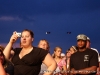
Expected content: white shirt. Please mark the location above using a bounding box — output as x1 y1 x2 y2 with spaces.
39 63 47 75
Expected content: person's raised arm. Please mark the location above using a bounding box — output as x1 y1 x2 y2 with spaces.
43 53 57 75
3 31 18 59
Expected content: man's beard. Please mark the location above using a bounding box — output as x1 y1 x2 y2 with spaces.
78 45 86 49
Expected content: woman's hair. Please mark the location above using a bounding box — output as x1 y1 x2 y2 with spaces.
38 39 50 51
71 46 78 52
52 46 62 58
0 49 6 65
22 29 34 38
65 49 70 54
0 49 13 69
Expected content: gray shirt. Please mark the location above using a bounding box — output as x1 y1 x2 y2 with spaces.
38 63 47 75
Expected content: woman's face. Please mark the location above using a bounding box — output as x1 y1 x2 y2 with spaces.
66 51 71 58
0 51 4 64
99 56 100 63
54 48 62 57
21 31 33 47
38 41 48 50
69 47 75 54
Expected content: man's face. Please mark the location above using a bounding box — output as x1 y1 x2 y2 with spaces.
77 40 86 49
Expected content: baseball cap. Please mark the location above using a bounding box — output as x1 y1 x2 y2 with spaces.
77 34 87 41
87 37 90 41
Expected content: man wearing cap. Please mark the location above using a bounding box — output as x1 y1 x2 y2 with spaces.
70 34 99 75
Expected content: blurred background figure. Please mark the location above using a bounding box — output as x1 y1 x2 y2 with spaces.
86 37 100 75
86 37 99 59
52 47 67 75
69 46 78 55
0 45 5 51
65 49 71 75
65 46 77 75
0 49 7 75
97 54 100 75
0 49 14 75
38 39 50 51
61 53 66 60
38 39 50 75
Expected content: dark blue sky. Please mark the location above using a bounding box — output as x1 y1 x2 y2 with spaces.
0 0 100 53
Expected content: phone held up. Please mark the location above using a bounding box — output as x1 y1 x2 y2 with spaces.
16 32 21 37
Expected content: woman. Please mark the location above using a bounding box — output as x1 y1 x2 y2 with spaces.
97 54 100 75
52 47 67 75
65 46 77 74
38 39 50 51
65 50 71 73
0 50 7 75
0 49 14 75
3 29 56 75
38 39 50 75
69 46 78 55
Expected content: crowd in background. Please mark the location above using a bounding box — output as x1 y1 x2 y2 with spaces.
0 29 100 75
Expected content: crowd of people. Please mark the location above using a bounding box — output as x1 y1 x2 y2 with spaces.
0 29 100 75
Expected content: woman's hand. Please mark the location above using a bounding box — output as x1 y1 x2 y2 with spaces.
9 31 19 44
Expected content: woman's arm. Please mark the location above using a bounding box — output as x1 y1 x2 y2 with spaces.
43 53 57 75
3 31 18 59
3 42 13 59
62 65 67 75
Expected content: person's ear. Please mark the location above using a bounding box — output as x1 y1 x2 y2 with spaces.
32 38 34 42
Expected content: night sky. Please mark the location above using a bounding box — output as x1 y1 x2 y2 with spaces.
0 0 100 54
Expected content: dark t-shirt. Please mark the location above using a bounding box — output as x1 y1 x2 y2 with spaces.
70 48 99 75
12 47 48 75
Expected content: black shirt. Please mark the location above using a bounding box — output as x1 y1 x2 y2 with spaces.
12 47 48 75
70 48 99 75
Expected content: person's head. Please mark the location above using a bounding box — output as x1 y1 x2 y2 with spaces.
0 49 5 64
38 39 50 51
66 50 71 58
69 46 77 54
61 53 65 58
99 53 100 63
0 45 5 51
86 37 91 48
53 47 62 58
21 29 34 48
77 34 87 49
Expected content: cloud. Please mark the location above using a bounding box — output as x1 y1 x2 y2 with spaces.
0 16 21 21
0 16 35 22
